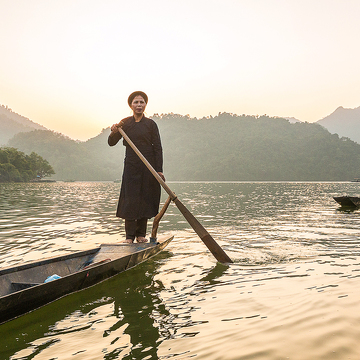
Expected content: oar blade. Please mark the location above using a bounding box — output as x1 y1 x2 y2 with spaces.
173 198 233 263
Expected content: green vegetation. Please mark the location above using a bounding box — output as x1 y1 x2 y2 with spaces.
0 147 55 182
155 113 360 181
7 113 360 181
8 129 123 181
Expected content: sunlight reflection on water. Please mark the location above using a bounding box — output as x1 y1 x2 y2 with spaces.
1 181 360 359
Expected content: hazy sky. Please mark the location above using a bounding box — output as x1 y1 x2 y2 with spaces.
1 0 359 140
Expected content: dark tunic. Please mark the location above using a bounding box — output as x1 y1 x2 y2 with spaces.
108 116 163 220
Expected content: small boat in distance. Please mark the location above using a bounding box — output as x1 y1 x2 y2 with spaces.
351 178 360 182
0 235 173 325
333 196 360 208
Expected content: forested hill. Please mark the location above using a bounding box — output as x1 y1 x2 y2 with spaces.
156 113 360 180
8 113 360 181
8 129 122 181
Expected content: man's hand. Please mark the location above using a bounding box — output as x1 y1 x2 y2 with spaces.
110 119 128 134
110 123 120 132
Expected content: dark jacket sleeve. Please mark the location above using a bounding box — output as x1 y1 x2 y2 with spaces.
108 131 122 146
151 121 163 173
108 116 132 146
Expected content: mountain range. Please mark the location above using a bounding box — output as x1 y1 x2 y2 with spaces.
2 104 360 145
0 105 46 145
1 104 360 181
317 106 360 144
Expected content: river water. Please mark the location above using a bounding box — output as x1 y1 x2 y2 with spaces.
1 181 360 359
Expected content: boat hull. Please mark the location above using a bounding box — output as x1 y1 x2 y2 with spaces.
333 196 360 208
0 235 173 324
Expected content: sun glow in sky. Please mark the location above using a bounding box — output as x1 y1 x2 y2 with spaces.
1 0 360 140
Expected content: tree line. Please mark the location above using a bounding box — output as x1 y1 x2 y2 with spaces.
6 113 360 181
0 147 54 182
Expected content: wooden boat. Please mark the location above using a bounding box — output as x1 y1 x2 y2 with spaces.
333 196 360 208
0 235 173 325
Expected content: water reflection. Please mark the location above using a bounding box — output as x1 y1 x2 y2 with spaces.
4 252 172 360
2 182 360 359
336 206 360 213
111 262 167 360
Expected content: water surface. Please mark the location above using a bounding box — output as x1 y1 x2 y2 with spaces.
1 181 360 359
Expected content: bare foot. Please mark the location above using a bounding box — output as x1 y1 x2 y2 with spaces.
123 239 134 244
136 237 148 243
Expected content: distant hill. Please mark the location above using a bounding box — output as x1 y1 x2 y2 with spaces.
8 129 123 181
317 106 360 144
7 113 360 181
155 113 360 181
0 105 47 145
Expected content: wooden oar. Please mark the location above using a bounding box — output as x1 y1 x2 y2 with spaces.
151 196 172 242
118 127 233 264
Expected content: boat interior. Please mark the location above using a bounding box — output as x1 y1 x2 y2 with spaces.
0 242 159 297
0 248 99 297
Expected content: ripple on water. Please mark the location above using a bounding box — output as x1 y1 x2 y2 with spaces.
2 182 360 360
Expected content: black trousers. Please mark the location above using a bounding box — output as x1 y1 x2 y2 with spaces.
125 218 148 240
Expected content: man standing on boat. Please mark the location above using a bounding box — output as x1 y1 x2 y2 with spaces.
108 91 165 243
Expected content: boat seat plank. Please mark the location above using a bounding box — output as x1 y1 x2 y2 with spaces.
90 243 155 263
